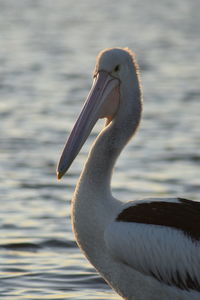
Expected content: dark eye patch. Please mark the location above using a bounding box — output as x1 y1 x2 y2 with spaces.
114 65 120 72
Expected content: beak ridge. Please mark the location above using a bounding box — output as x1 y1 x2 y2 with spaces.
57 71 119 179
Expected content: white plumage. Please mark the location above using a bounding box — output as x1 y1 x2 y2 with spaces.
57 48 200 300
105 200 200 292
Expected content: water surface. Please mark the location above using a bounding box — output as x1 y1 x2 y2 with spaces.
0 0 199 299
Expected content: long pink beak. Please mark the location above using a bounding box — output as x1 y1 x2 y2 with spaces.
57 71 119 179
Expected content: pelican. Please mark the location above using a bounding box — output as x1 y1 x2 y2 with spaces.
57 48 200 300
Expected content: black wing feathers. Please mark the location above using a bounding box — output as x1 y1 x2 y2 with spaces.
116 198 200 292
116 198 200 241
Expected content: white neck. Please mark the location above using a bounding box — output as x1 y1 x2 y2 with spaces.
78 67 142 193
71 66 142 292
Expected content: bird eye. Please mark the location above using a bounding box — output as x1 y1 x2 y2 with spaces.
114 65 120 72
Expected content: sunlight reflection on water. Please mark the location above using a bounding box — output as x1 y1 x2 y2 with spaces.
0 0 199 299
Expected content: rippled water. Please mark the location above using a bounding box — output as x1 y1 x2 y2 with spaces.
0 0 199 299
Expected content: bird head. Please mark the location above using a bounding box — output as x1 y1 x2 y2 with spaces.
57 48 137 179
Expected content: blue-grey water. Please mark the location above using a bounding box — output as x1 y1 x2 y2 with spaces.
0 0 199 299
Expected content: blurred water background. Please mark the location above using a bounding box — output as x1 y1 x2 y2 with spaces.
0 0 199 299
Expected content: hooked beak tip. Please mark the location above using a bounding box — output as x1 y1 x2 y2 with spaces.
57 171 63 180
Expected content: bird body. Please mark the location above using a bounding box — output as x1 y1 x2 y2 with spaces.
57 48 200 299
